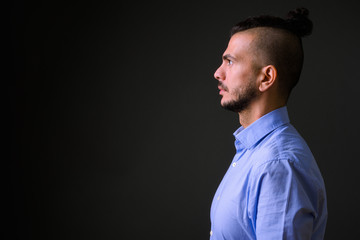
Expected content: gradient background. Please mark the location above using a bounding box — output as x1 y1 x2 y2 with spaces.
9 0 360 239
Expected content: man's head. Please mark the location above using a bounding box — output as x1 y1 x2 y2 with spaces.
215 8 313 113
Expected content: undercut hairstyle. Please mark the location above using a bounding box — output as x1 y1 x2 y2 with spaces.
231 8 313 100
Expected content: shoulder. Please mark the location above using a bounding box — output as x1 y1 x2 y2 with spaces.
249 123 314 169
247 123 325 194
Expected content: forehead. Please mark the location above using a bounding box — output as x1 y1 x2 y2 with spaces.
224 31 256 57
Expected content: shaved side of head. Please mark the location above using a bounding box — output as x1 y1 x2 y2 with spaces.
246 27 304 99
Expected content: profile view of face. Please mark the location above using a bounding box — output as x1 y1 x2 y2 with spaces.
214 31 261 112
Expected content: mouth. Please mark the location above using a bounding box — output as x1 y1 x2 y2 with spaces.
218 85 227 95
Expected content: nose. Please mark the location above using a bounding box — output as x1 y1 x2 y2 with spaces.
214 65 225 81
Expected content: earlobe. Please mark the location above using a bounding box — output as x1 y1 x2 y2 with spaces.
258 65 277 92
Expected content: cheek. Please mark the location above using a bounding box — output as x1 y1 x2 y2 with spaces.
228 86 242 99
232 68 256 86
227 76 243 95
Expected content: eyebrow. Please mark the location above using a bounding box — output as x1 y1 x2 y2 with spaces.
223 54 236 61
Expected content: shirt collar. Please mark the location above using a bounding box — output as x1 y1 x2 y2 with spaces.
233 106 290 149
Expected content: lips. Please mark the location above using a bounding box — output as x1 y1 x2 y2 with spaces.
218 86 227 95
218 82 228 93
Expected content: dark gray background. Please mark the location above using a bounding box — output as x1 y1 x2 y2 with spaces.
9 0 360 239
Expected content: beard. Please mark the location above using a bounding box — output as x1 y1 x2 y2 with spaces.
219 81 258 113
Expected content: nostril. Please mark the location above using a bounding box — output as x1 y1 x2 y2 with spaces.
214 68 223 80
215 75 222 81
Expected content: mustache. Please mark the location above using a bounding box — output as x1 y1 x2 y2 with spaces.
218 81 228 91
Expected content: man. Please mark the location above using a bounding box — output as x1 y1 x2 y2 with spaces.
210 8 327 239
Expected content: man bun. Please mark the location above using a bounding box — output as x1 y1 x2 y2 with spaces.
286 8 313 37
230 7 313 38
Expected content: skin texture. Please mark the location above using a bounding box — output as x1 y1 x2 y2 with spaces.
214 29 287 128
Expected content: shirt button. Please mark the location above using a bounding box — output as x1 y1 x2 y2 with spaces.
210 230 213 236
232 162 237 167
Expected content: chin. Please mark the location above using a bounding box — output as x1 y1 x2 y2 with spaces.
221 97 231 107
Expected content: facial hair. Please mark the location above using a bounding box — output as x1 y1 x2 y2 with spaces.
219 81 258 113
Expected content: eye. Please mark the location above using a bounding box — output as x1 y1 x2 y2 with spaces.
227 60 233 66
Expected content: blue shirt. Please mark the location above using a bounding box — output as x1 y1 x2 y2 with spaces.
210 107 327 240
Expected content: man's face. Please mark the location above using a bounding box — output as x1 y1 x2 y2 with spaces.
214 31 261 112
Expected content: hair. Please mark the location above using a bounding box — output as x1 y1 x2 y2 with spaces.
230 8 313 100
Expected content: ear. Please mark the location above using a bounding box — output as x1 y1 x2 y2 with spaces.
258 65 277 92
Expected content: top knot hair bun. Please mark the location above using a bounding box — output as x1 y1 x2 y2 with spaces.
230 7 313 38
285 7 313 37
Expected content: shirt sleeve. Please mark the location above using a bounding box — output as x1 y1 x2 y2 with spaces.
248 159 317 240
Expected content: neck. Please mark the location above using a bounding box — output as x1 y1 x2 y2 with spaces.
238 100 286 128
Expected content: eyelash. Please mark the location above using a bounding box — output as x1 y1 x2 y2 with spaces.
227 60 233 66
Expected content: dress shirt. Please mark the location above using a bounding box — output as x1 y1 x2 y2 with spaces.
210 106 327 240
